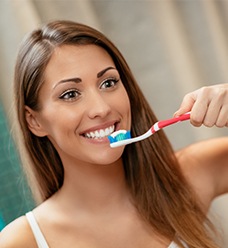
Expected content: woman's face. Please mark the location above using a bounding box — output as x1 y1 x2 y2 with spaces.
30 44 131 166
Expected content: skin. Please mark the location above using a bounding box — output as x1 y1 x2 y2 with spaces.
175 84 228 210
0 45 227 248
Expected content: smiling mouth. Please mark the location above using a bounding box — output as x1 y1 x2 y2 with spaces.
83 125 115 139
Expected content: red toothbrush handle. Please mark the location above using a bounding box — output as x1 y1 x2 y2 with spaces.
151 112 191 133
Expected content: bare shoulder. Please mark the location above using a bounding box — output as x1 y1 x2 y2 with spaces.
0 215 36 248
176 137 228 208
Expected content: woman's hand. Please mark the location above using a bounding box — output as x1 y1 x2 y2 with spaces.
174 83 228 127
175 84 228 200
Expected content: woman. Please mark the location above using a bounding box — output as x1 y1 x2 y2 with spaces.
0 20 227 248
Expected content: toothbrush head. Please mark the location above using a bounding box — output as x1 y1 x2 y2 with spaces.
108 130 131 148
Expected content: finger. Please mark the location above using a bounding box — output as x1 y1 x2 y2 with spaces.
203 95 222 127
174 92 196 117
189 103 207 127
188 87 215 127
203 86 228 127
216 105 228 127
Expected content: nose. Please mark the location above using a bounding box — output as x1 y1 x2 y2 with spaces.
86 91 111 119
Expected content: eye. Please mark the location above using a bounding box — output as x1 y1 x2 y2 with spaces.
59 89 80 101
100 78 120 89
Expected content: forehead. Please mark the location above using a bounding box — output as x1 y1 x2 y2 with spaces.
43 44 115 84
48 44 114 69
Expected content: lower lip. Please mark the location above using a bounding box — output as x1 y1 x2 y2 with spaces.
82 135 110 145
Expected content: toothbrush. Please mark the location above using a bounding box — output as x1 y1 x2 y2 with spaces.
108 112 191 148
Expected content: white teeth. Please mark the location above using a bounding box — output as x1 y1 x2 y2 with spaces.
84 125 115 139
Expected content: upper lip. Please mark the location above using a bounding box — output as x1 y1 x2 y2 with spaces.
80 120 119 135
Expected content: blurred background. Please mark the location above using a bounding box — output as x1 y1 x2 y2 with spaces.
0 0 227 246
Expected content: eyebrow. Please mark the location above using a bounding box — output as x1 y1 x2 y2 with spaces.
53 66 116 89
53 77 81 89
97 66 116 78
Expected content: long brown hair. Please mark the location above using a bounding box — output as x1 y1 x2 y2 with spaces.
14 20 218 247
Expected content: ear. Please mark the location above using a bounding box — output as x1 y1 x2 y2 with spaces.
25 106 48 137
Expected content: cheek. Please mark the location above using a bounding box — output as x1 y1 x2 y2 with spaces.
38 106 81 138
42 109 81 156
118 88 131 124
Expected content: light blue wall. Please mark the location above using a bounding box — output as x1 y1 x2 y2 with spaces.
0 103 34 225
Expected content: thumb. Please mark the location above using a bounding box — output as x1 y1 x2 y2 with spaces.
173 92 196 117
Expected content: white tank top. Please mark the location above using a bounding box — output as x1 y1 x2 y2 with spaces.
26 212 49 248
26 211 183 248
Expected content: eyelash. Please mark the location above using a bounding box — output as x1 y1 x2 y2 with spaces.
59 77 120 101
59 89 80 101
100 77 120 89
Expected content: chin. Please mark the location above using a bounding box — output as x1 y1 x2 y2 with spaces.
90 146 124 166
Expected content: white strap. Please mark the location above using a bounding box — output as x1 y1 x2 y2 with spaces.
168 241 179 248
26 211 49 248
168 240 189 248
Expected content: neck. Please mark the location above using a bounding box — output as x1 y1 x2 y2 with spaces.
54 158 130 213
